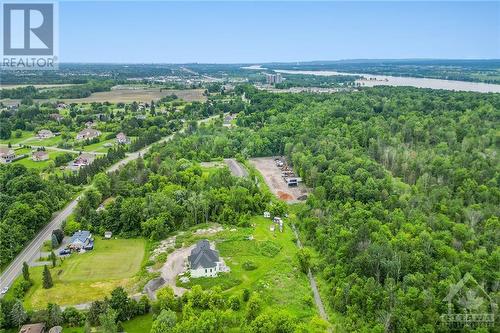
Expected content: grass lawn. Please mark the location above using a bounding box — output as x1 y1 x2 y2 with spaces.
23 135 64 147
81 136 116 153
177 216 316 320
122 314 153 333
12 151 73 170
0 131 33 145
23 238 146 309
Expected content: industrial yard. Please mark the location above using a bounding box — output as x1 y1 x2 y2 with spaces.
250 157 308 203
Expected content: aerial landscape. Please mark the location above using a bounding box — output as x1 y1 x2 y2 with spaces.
0 1 499 333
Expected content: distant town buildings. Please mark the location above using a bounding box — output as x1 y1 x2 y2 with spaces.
266 73 283 85
0 147 15 163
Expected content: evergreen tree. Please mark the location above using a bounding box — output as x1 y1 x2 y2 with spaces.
22 262 30 281
10 300 27 328
42 265 53 289
51 233 59 249
50 251 57 268
47 303 63 328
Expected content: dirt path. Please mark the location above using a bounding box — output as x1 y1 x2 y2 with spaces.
291 224 329 323
159 244 196 296
224 158 248 178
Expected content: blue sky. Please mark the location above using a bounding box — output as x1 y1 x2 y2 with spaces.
59 1 500 63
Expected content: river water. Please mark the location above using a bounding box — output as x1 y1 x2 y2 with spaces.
271 69 500 93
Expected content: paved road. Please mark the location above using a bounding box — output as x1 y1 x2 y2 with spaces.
0 198 80 296
291 224 329 323
224 158 248 178
0 115 218 297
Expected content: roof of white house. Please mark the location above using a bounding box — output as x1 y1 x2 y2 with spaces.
188 239 219 269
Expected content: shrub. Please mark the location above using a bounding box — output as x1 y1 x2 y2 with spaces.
242 260 258 271
259 240 282 257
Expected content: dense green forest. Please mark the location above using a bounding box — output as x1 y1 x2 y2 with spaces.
69 156 270 239
143 86 499 331
0 165 75 268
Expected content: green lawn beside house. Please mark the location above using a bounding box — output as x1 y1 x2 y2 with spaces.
176 216 316 321
21 238 146 309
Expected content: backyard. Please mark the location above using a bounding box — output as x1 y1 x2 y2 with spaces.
22 238 146 309
176 216 316 320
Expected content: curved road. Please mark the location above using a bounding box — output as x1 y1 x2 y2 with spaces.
0 115 217 297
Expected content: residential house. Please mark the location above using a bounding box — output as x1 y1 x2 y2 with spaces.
32 150 49 162
69 230 93 250
72 153 96 168
19 323 45 333
116 132 130 144
76 128 101 141
188 239 221 278
85 121 96 128
37 129 54 139
0 147 15 163
50 113 64 122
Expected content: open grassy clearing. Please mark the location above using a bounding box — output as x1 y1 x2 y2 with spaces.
176 216 316 320
21 238 145 309
23 135 65 147
52 88 207 103
122 313 153 333
0 131 33 145
11 150 69 170
80 136 117 153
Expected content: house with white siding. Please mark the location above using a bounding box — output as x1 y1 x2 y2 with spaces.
188 240 222 278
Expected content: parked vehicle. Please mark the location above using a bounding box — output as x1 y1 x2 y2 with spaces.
59 248 71 255
0 287 9 295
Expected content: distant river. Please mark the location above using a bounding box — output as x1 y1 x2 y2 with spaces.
273 69 500 93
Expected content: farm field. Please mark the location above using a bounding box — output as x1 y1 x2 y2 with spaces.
21 238 146 309
176 216 316 320
56 88 207 103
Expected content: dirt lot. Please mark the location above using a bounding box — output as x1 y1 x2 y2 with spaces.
60 88 206 103
250 157 309 203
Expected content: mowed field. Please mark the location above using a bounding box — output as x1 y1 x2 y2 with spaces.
177 217 316 320
60 88 207 103
23 238 145 309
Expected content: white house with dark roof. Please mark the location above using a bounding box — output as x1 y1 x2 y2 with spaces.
188 239 222 278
